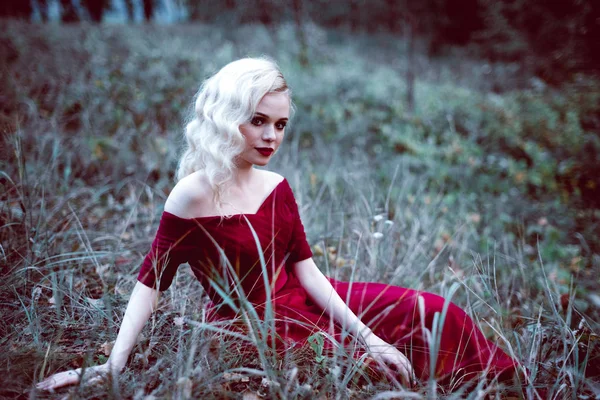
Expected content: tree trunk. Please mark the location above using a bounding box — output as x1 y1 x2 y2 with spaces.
405 16 415 113
38 0 49 22
386 0 399 32
292 0 309 67
257 0 272 26
350 0 359 31
143 0 153 21
60 0 78 22
0 0 32 19
83 0 105 22
123 0 134 21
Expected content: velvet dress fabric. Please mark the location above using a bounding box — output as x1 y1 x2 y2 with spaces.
137 178 518 385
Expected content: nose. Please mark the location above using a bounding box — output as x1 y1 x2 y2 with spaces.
262 124 276 141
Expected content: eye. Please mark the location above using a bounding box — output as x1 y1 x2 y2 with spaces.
251 117 264 126
275 121 287 130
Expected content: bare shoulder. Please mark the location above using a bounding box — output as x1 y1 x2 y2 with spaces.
259 170 285 186
164 171 213 218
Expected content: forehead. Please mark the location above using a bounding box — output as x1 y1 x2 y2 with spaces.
255 92 290 118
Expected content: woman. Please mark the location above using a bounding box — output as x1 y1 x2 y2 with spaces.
37 57 518 392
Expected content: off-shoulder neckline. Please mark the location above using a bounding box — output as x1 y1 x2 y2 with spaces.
162 177 287 221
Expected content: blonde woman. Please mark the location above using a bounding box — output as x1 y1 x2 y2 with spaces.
37 58 517 392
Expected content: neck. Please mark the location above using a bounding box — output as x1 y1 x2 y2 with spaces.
230 164 256 189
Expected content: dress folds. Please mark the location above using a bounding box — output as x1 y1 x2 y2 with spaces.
137 178 517 385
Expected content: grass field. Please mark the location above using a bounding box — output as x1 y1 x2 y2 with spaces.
1 21 599 398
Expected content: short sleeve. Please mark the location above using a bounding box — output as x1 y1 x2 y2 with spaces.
137 212 196 291
285 182 313 263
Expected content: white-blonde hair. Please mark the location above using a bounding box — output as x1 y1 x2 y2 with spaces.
176 57 290 203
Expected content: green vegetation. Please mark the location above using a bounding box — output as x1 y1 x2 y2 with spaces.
1 21 598 398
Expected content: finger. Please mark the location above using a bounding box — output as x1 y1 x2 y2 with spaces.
36 370 80 391
406 363 416 385
36 379 62 391
35 381 54 392
36 376 63 391
391 363 412 386
85 377 103 386
392 356 416 384
82 370 109 387
401 364 416 387
385 358 414 387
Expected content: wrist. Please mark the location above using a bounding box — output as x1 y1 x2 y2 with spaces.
107 357 126 372
357 327 380 348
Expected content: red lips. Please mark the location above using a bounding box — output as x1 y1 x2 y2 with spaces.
256 148 274 156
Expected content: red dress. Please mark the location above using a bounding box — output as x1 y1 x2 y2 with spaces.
137 178 517 386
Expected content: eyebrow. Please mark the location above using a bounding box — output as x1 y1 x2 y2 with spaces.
255 112 288 121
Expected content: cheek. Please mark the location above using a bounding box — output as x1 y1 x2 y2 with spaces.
240 125 259 140
239 131 253 146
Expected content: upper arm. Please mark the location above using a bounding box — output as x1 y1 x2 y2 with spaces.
137 210 197 292
284 180 313 263
293 257 320 283
137 173 210 292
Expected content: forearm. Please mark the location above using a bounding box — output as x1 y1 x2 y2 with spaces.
293 259 376 345
107 281 159 371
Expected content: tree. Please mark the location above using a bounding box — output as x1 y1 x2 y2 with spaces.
292 0 309 67
0 0 32 19
475 0 599 83
143 0 154 21
37 0 49 21
429 0 484 55
387 0 445 113
124 0 155 22
60 0 79 22
124 0 135 21
82 0 109 22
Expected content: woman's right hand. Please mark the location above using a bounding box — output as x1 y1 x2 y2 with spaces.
36 363 111 392
36 282 159 392
364 334 416 387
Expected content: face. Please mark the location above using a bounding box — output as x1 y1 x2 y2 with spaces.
238 92 290 168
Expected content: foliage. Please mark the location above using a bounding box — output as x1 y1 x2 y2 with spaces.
474 0 600 83
0 21 599 399
3 0 599 81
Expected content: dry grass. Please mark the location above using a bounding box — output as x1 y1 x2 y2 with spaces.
1 21 598 399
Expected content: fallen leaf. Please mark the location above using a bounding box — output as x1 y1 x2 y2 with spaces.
99 341 114 357
223 372 249 382
514 172 525 183
86 297 104 308
468 213 481 224
312 244 324 256
310 173 317 189
32 287 42 302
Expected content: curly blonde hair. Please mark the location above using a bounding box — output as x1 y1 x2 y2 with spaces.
176 57 290 204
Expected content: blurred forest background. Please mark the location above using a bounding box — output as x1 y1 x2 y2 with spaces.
1 0 600 398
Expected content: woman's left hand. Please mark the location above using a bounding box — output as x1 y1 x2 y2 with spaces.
364 334 416 387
